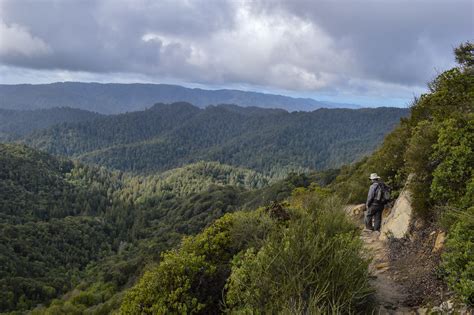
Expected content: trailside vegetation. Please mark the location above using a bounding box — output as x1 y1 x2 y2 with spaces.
330 42 474 305
120 188 374 314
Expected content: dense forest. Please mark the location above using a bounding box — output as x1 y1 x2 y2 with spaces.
21 104 408 175
0 107 103 141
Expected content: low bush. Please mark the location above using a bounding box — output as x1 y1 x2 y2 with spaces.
225 194 374 313
120 210 278 314
442 207 474 306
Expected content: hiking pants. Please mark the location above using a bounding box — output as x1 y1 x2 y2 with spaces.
365 204 384 231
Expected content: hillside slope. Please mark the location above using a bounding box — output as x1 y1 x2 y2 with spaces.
332 42 473 310
22 103 409 174
0 143 327 313
0 107 103 140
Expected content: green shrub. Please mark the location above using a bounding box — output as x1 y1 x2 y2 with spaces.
225 195 374 313
120 251 212 314
442 207 474 306
120 211 277 314
404 120 439 217
70 291 100 307
430 116 474 209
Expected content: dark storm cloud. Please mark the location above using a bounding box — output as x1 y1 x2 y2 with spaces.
0 0 472 97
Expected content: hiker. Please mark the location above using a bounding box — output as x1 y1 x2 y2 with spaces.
365 173 389 232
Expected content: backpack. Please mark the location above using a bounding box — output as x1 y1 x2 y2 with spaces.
375 183 391 204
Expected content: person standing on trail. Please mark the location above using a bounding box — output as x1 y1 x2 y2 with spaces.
365 173 388 232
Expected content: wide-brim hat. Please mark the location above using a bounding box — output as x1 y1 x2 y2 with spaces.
369 173 381 180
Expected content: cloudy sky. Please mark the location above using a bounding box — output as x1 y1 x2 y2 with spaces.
0 0 472 106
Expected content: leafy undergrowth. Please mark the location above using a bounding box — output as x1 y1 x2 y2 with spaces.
441 207 474 306
387 223 447 307
120 186 375 314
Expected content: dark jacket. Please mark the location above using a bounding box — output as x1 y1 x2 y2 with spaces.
366 181 383 209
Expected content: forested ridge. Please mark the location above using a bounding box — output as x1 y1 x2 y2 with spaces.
22 104 408 175
0 107 103 141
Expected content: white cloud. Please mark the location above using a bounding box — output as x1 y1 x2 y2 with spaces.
0 20 51 57
143 4 353 91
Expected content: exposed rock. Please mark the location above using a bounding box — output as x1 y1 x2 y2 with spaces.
439 299 454 311
382 207 391 219
344 203 365 222
352 203 366 215
380 186 413 240
344 203 365 215
432 232 446 253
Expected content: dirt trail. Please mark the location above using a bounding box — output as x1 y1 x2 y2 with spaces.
347 203 450 313
361 230 413 314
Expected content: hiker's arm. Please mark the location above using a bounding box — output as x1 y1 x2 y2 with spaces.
366 184 375 209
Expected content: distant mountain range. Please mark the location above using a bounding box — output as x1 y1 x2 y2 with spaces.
0 82 361 114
